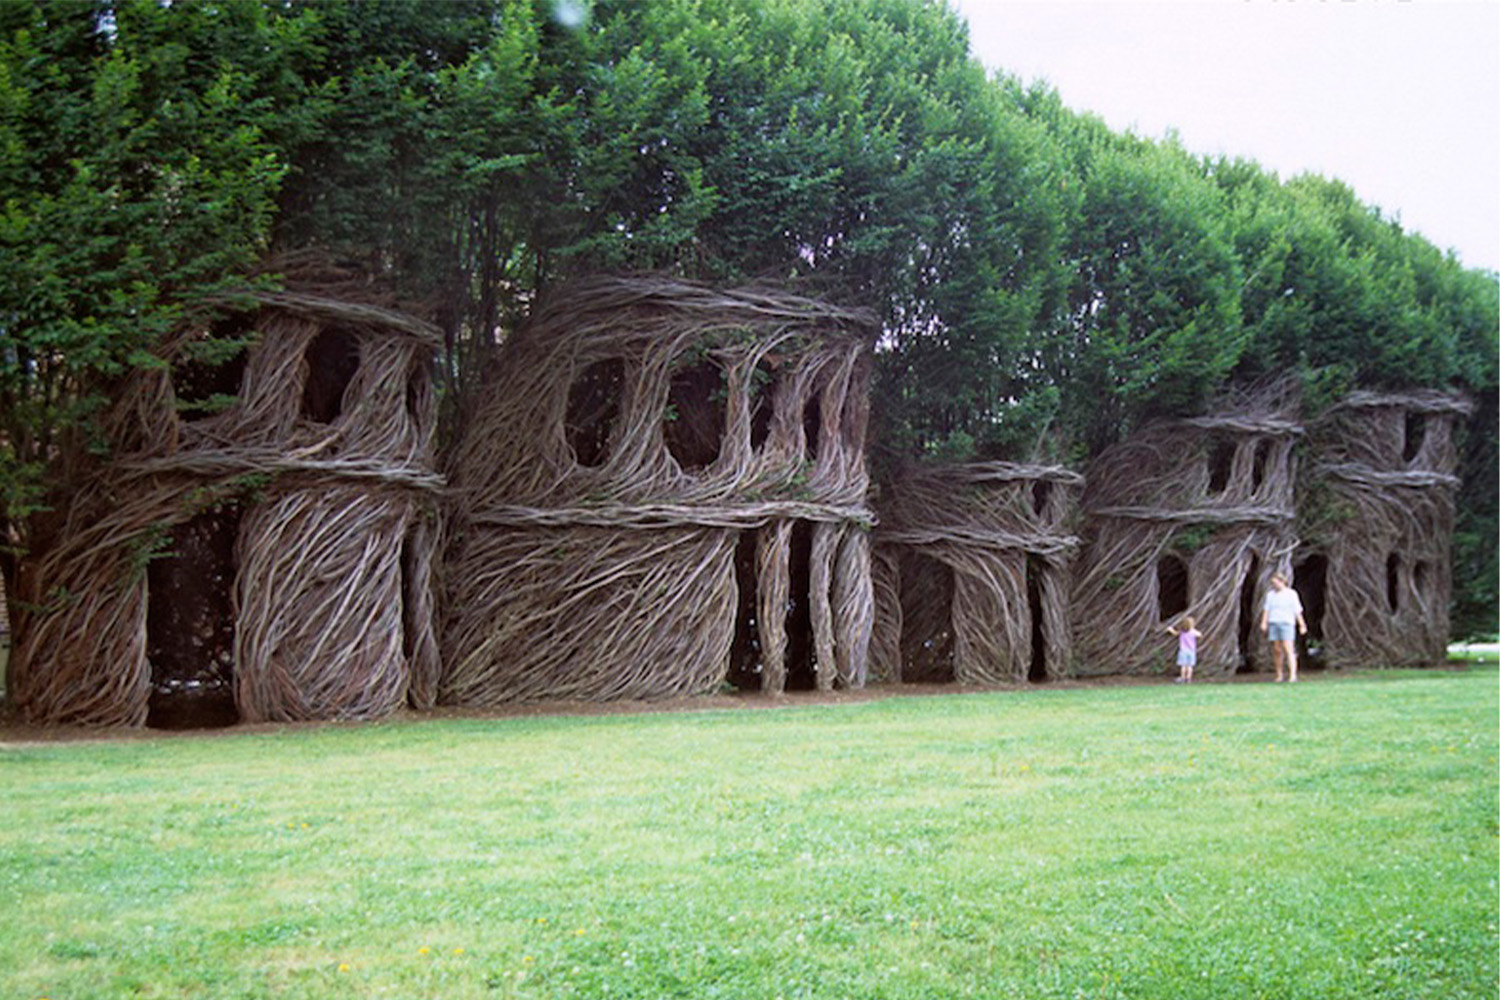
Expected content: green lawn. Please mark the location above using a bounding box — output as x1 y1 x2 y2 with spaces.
3 668 1496 1000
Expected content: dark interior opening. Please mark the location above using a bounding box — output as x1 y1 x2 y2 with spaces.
171 313 254 422
1413 559 1429 599
146 508 242 730
565 358 625 468
1402 412 1426 463
897 550 955 683
784 521 817 690
664 357 726 471
405 354 427 424
1251 439 1270 491
803 387 823 462
301 327 361 424
726 531 763 692
1237 552 1261 672
1385 552 1401 613
749 364 775 451
1026 554 1048 683
1156 553 1190 622
1207 437 1235 494
1031 480 1050 517
1293 552 1328 671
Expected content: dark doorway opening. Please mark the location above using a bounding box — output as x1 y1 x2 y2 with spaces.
1031 480 1050 517
749 363 776 451
897 550 955 683
1293 552 1328 671
1157 553 1190 622
1237 552 1261 673
301 327 361 424
1026 554 1048 683
1385 553 1401 613
664 358 725 471
784 521 818 690
146 508 242 729
727 531 763 692
803 388 823 462
565 358 625 468
1251 440 1271 491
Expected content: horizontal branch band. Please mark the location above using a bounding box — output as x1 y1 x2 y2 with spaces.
471 501 876 531
120 453 446 492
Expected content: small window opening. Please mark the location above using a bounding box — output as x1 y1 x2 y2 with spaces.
1026 554 1048 683
1207 438 1235 494
664 357 726 471
1293 553 1328 671
146 508 242 730
1251 440 1271 491
784 520 818 690
565 358 625 468
405 354 428 424
1402 412 1426 464
726 531 763 692
749 363 775 451
171 313 254 422
1157 553 1190 622
803 388 823 462
897 550 955 683
1031 480 1050 518
1237 553 1262 673
1413 560 1429 597
301 327 361 424
1385 553 1401 613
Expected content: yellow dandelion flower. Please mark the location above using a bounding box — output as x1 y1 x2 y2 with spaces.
337 963 351 973
418 947 430 955
523 956 535 964
453 947 466 955
574 928 587 936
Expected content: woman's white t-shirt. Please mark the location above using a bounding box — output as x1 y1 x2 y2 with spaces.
1263 588 1303 625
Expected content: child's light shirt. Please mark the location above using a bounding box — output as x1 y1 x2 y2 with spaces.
1179 630 1198 655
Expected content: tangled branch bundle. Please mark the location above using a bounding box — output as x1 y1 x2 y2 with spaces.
441 275 879 703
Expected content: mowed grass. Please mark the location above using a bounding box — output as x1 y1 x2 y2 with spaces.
2 668 1496 1000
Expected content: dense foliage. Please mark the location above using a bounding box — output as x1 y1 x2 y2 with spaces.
2 0 1495 632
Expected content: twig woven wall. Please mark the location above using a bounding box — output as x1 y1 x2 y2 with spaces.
7 284 443 726
441 275 879 703
1071 392 1303 678
872 462 1082 684
1300 391 1471 668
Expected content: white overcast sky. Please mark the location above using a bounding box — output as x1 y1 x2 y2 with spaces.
947 0 1500 274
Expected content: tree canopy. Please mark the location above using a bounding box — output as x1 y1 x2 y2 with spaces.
2 0 1495 633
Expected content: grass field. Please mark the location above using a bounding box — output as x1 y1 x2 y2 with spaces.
2 667 1496 1000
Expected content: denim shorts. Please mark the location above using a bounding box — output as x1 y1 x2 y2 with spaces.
1267 621 1296 642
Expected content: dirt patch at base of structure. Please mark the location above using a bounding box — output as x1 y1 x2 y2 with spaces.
4 665 1484 746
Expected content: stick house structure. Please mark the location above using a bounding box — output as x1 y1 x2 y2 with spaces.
441 275 879 703
6 270 443 727
1070 391 1303 678
1298 390 1472 669
870 462 1082 684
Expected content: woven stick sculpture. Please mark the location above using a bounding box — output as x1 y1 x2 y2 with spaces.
1301 390 1471 668
873 462 1083 684
441 275 878 704
8 279 443 727
1071 387 1303 678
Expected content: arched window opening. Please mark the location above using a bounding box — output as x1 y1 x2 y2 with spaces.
1207 438 1235 494
565 358 625 468
301 327 361 424
749 363 775 451
1402 412 1427 463
1031 480 1050 517
1413 560 1429 598
664 357 726 471
172 313 254 422
898 549 955 683
146 508 242 730
1251 440 1271 491
803 388 824 462
1157 554 1190 622
1027 554 1048 683
1385 553 1401 613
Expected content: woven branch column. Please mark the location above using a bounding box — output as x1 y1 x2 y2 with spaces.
441 275 878 704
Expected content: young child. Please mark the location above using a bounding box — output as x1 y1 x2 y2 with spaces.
1165 616 1202 683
